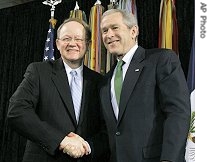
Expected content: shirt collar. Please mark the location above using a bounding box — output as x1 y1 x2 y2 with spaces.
121 44 138 64
63 61 83 77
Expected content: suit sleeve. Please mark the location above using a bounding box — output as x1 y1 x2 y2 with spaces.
85 73 110 161
7 63 65 155
156 50 191 161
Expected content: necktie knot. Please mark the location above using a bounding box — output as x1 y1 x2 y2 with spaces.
70 70 77 77
116 60 124 70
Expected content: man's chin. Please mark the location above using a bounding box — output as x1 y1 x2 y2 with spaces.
108 51 119 55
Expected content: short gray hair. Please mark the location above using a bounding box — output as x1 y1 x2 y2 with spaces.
57 18 91 41
101 9 138 29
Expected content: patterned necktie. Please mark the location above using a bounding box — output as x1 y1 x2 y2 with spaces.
70 70 82 123
114 60 124 105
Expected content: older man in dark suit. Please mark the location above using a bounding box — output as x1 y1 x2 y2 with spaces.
100 9 191 162
7 18 109 162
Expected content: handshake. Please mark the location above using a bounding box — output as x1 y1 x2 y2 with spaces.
59 132 91 158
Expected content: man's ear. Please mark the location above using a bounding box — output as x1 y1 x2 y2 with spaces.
87 40 92 49
56 39 60 51
131 25 139 39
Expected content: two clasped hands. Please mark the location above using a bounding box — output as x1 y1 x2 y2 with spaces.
59 132 91 158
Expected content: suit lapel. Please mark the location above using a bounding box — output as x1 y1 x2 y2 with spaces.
102 65 118 124
118 47 145 124
106 77 118 123
51 58 77 126
77 66 89 126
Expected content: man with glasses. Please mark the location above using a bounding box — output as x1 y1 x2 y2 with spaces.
7 18 109 162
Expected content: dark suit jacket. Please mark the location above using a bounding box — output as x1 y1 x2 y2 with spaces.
100 46 191 162
7 58 109 162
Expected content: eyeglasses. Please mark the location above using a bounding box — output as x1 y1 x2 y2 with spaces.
58 37 85 43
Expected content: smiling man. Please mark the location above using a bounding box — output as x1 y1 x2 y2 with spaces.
100 9 191 162
7 18 109 162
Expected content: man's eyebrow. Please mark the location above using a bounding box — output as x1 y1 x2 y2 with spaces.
102 24 118 29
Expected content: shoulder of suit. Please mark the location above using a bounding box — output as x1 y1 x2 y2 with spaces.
145 48 175 55
83 65 103 80
144 48 178 60
27 60 55 72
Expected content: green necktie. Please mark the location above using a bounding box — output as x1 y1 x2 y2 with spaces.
114 60 124 105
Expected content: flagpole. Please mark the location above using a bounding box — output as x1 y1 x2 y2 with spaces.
42 0 61 61
42 0 61 28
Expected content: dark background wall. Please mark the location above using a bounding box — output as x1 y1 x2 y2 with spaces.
0 0 194 162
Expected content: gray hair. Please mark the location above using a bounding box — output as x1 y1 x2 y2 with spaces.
101 9 138 29
57 18 91 41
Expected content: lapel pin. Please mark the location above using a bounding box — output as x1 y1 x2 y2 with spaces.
135 69 140 72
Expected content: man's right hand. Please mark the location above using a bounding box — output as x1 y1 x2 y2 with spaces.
59 133 89 158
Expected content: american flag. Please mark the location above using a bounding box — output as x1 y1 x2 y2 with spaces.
43 21 55 61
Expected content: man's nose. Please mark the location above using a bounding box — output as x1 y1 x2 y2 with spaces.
106 29 114 37
67 39 77 45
